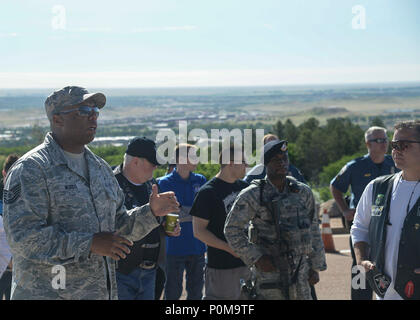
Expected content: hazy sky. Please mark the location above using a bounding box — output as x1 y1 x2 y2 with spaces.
1 0 419 88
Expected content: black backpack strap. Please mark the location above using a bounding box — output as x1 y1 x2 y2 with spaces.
370 173 398 271
250 179 266 206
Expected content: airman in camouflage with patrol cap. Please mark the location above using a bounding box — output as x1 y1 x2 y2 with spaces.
224 140 326 300
2 86 180 300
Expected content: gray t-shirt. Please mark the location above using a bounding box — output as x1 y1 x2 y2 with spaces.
63 150 89 180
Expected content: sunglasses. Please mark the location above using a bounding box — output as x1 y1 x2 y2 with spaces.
391 140 420 152
368 138 388 144
57 105 100 117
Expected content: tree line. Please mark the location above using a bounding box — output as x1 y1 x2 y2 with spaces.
0 116 389 202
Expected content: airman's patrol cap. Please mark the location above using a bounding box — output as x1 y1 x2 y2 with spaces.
263 139 288 165
45 86 106 119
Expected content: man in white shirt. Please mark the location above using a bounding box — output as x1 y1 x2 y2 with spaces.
351 120 420 300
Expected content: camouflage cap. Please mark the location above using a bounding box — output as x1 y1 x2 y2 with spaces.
45 86 106 119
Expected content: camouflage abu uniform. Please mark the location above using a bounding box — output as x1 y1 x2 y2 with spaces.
224 177 326 300
2 133 160 300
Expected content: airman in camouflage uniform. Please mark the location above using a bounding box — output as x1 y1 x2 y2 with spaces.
224 140 326 300
2 86 179 300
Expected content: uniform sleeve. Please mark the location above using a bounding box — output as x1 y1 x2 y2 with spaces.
330 163 352 193
113 175 160 242
305 188 327 272
3 161 93 265
224 189 263 266
351 181 373 245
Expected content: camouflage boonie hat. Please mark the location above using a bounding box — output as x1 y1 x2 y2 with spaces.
45 86 106 119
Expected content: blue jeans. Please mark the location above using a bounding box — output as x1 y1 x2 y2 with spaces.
116 267 156 300
0 270 12 300
164 254 205 300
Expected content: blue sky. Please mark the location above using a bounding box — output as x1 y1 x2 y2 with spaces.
0 0 419 87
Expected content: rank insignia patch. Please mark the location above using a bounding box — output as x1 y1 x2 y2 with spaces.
3 183 21 204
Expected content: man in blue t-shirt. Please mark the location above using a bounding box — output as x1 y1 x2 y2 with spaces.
330 126 398 300
158 144 207 300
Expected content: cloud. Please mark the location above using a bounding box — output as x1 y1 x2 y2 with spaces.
0 32 18 38
1 65 419 88
71 27 113 33
131 25 197 33
263 24 274 30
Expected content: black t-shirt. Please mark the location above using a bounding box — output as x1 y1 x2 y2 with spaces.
129 184 150 208
114 171 161 273
190 177 249 269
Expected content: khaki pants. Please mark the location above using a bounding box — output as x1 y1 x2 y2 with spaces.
203 265 251 300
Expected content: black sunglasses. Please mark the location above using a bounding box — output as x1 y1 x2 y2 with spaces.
368 138 388 144
391 140 420 152
57 105 100 117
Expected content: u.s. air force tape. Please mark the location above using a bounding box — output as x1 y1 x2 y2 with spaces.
3 183 21 204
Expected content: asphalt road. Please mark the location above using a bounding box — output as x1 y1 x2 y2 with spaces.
175 217 358 301
316 233 353 300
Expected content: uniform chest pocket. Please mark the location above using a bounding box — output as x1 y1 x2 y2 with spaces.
53 182 89 207
281 205 311 230
258 207 275 222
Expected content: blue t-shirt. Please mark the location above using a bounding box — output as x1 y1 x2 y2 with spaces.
330 154 398 208
158 169 207 256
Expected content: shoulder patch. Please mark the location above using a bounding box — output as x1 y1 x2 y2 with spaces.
3 183 21 204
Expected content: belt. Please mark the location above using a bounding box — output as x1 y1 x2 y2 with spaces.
139 261 157 270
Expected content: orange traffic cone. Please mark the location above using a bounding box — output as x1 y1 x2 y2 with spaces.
321 208 336 253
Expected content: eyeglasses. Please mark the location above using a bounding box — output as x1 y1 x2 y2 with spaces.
57 106 100 118
391 140 420 152
368 138 388 144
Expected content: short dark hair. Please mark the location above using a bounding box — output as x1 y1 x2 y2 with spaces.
395 120 420 140
219 144 244 168
3 154 19 174
263 134 278 145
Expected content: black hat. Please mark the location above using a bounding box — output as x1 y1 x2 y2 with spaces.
126 137 159 165
263 140 288 166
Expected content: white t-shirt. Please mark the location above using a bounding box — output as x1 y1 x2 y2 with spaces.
0 215 12 277
351 172 420 300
